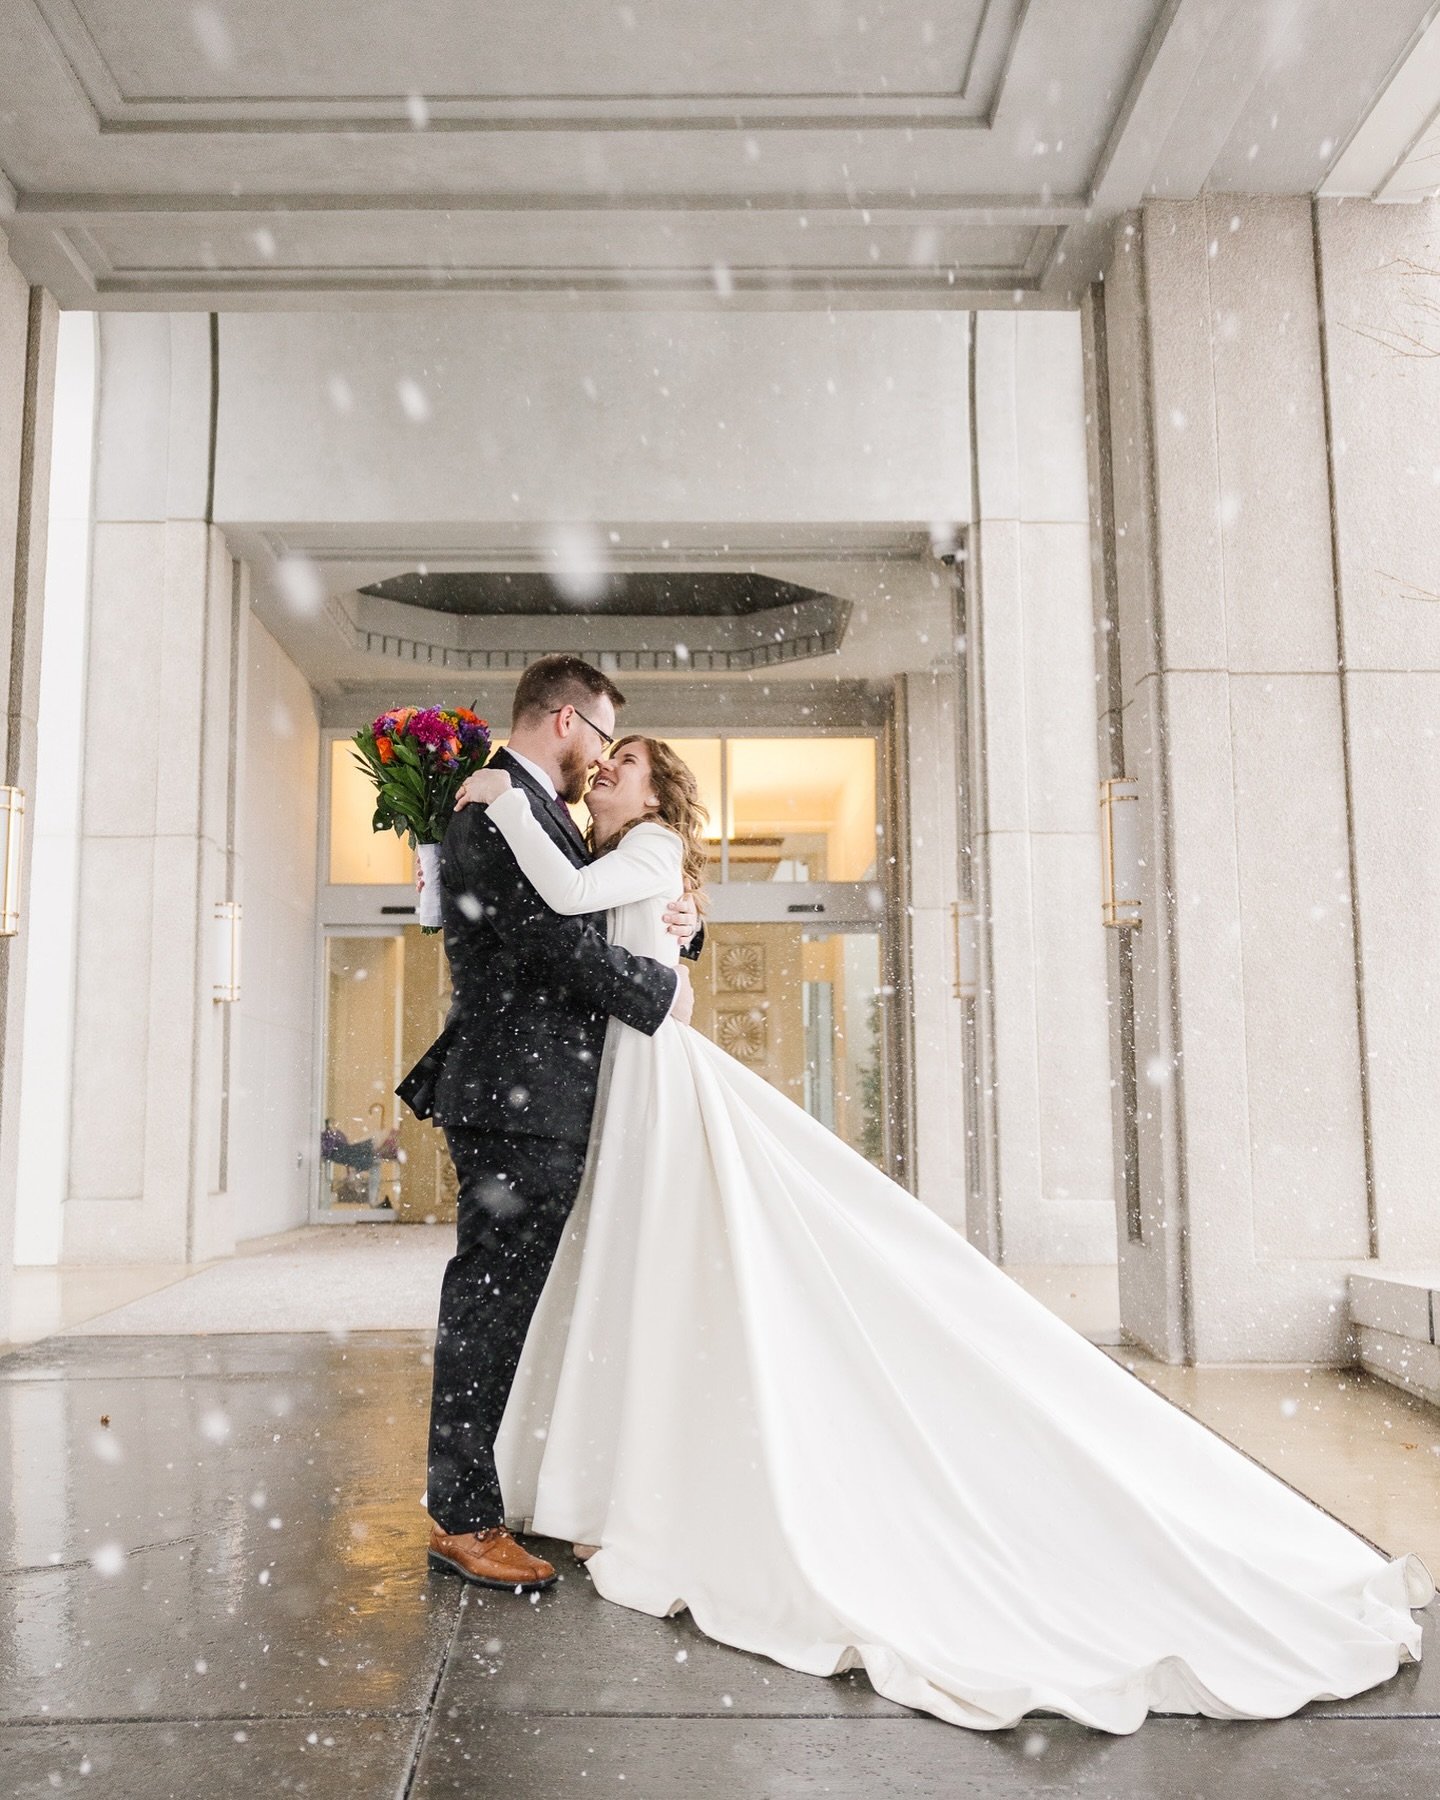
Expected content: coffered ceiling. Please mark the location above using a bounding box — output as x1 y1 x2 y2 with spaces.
1 0 1436 309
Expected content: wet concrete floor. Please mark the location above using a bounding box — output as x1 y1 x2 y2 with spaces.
1 1331 1435 1797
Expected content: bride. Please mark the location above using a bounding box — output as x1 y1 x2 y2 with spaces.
452 735 1433 1736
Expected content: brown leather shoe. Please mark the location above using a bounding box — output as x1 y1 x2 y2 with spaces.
427 1522 557 1591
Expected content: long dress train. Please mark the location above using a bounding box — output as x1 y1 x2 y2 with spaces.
476 787 1432 1734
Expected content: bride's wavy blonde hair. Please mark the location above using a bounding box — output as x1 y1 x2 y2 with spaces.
590 735 710 905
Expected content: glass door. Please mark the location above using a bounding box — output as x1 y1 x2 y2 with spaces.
318 721 907 1194
658 730 902 1174
690 922 888 1167
317 926 456 1223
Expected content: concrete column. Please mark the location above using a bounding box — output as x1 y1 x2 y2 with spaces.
65 314 245 1264
15 311 98 1267
901 668 967 1231
1093 196 1373 1362
967 312 1116 1268
0 231 58 1339
1313 196 1440 1270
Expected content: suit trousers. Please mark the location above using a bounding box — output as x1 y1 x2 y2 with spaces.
426 1127 590 1533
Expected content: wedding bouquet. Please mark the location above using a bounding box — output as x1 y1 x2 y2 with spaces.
350 705 492 928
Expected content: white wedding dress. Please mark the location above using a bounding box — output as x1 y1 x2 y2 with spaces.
481 787 1433 1735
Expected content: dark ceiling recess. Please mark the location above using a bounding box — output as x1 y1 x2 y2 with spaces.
358 570 831 618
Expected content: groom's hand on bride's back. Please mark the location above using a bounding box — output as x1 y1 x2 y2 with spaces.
663 888 701 947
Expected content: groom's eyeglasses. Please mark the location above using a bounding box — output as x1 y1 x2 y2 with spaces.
550 704 614 759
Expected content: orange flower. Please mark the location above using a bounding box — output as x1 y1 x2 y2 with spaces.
376 736 395 764
454 707 479 724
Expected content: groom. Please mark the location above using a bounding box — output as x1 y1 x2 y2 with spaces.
399 654 701 1592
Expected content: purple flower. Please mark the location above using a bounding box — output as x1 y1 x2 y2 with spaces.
408 708 451 750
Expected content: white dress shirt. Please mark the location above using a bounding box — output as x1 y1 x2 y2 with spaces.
504 746 558 799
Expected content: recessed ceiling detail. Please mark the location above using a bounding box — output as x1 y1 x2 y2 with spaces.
360 569 852 619
330 582 852 673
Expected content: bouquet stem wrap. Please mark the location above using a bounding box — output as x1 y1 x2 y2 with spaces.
415 842 442 929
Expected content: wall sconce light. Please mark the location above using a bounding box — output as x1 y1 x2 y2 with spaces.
1099 778 1143 929
951 899 979 999
0 786 25 937
213 900 242 1002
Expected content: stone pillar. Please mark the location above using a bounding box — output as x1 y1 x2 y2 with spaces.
901 668 967 1230
966 312 1117 1268
0 231 57 1340
64 314 245 1265
1091 196 1374 1363
1314 197 1440 1272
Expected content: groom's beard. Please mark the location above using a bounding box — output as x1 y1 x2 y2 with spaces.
556 741 593 805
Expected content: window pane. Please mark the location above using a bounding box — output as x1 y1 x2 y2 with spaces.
329 740 414 885
726 737 877 882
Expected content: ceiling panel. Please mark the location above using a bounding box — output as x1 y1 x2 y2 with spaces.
1 0 1435 308
44 0 1012 112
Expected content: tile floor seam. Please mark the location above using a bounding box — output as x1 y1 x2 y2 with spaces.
398 1588 469 1798
0 1709 429 1728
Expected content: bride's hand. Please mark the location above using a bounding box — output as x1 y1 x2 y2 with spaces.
455 768 512 810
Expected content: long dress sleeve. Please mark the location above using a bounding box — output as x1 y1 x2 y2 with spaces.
484 786 682 915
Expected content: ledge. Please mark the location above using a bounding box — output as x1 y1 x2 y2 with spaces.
1349 1271 1440 1409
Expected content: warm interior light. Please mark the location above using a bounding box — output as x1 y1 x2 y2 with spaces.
213 900 243 1002
0 786 25 937
1099 778 1143 929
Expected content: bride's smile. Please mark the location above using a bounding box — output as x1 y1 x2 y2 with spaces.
585 740 661 840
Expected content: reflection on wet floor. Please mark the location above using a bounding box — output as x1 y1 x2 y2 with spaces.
1107 1351 1440 1577
0 1330 1436 1799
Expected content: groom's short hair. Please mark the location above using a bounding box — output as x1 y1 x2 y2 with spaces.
511 654 626 728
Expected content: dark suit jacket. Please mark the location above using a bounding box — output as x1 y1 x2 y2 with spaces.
397 749 694 1145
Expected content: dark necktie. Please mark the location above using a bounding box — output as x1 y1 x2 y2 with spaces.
544 789 590 861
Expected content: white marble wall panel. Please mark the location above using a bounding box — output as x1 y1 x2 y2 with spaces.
1019 524 1105 834
1316 199 1440 1274
972 312 1116 1270
67 833 154 1203
0 234 56 1338
214 310 972 530
1026 831 1116 1264
1227 674 1367 1264
231 614 320 1244
66 520 238 1264
1315 199 1440 675
1140 203 1229 674
1206 198 1340 674
1344 671 1440 1266
93 315 211 525
975 518 1030 835
1093 197 1375 1360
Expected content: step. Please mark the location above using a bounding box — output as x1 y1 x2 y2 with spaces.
1348 1271 1440 1408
